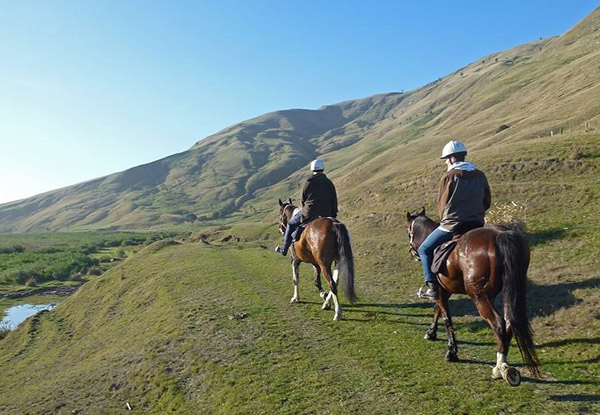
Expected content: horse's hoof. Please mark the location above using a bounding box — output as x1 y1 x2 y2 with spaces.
290 297 299 304
504 366 521 387
445 351 459 362
333 313 342 321
492 366 503 380
322 302 331 310
424 330 437 341
319 291 327 300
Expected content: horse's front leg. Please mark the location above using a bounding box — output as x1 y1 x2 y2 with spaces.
290 259 301 304
425 302 440 341
313 265 328 303
438 290 458 361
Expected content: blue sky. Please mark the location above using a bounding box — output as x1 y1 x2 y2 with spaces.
1 1 598 204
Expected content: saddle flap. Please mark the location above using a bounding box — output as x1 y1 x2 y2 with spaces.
291 223 307 242
431 239 458 274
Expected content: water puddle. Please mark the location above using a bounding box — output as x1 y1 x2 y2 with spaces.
1 304 57 330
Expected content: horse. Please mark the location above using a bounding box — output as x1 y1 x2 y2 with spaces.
406 208 541 385
277 198 357 320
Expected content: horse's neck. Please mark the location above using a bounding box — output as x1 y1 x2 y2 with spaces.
421 217 439 235
287 205 300 220
426 219 439 232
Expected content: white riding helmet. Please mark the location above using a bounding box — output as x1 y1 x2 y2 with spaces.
440 140 467 159
310 159 325 171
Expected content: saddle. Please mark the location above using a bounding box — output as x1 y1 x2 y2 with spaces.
431 238 458 274
431 222 483 274
291 224 307 242
291 216 338 242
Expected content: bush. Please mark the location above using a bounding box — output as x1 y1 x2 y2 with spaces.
6 268 39 285
0 324 10 340
87 266 103 276
486 201 528 232
0 245 26 254
25 276 38 287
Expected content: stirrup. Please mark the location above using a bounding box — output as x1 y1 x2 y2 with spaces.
417 284 438 300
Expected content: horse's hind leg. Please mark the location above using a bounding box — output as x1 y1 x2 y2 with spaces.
473 298 520 385
438 290 458 361
290 259 301 304
313 265 328 302
321 263 341 321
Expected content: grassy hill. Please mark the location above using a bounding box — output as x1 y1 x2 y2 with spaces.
0 227 598 414
0 7 599 415
1 8 599 232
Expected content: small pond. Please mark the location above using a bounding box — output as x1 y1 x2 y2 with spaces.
1 304 57 330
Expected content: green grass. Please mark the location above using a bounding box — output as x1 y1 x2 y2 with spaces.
0 237 597 414
1 10 600 413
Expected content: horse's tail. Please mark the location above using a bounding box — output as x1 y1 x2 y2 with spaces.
333 222 357 304
496 230 541 377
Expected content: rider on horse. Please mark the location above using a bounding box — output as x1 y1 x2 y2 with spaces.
418 140 491 299
275 159 338 256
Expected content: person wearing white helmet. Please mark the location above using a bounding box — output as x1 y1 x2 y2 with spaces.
418 140 491 299
275 158 338 255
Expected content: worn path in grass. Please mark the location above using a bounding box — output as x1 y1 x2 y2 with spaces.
0 241 598 414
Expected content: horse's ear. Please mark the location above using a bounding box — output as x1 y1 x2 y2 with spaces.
278 199 284 207
288 198 293 204
419 206 426 216
406 212 412 222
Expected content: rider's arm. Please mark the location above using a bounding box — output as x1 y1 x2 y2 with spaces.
482 173 492 211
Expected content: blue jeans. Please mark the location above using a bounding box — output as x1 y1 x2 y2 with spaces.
281 212 302 251
418 226 454 283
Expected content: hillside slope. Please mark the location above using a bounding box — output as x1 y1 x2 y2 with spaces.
1 8 599 232
1 237 598 414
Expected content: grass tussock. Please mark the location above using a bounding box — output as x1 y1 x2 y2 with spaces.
486 201 528 232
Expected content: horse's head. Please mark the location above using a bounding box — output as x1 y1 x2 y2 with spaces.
278 198 296 235
406 207 437 261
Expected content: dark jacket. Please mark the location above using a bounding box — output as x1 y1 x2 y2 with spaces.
437 166 491 232
301 173 338 222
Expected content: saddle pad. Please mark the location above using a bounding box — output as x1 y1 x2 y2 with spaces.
291 224 307 242
431 239 457 274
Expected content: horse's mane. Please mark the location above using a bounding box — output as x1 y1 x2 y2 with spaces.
414 214 439 232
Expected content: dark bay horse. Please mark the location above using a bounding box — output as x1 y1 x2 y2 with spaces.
278 199 357 320
407 208 541 385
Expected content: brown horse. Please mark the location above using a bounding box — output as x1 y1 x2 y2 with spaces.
406 208 541 385
278 199 357 320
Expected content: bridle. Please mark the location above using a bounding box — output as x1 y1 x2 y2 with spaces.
278 203 293 235
407 218 421 261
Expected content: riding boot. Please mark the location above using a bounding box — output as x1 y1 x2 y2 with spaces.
274 245 288 256
421 281 439 299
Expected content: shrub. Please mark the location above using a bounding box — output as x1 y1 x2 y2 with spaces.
0 324 10 340
87 266 103 276
6 268 39 285
25 276 38 287
0 245 26 254
486 201 528 232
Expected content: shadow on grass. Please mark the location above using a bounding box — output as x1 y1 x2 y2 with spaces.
539 337 600 348
549 394 600 402
354 298 481 318
525 377 600 386
528 277 600 317
526 227 568 247
311 274 599 320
